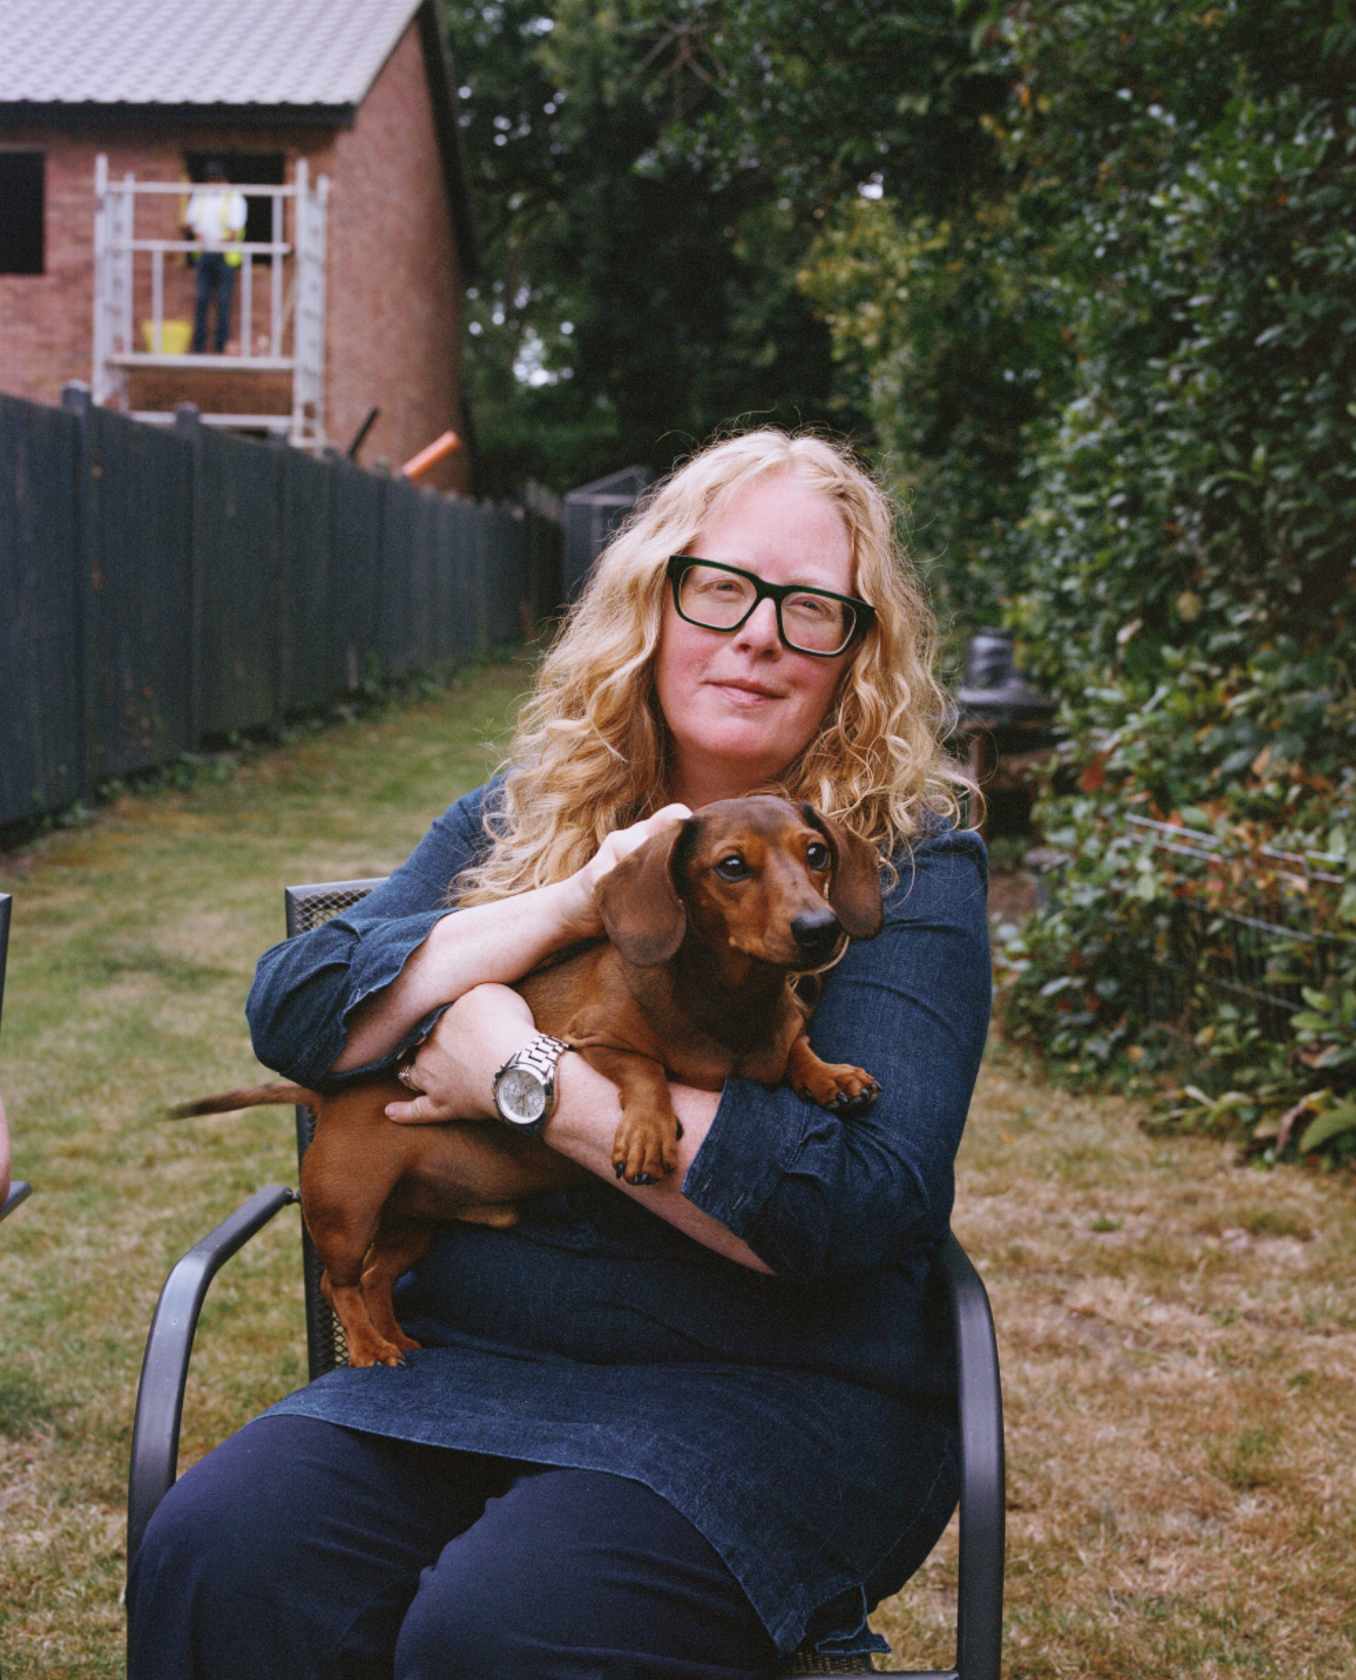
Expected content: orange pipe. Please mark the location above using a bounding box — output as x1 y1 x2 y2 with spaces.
401 430 463 481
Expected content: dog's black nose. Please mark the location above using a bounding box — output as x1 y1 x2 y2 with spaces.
791 910 841 963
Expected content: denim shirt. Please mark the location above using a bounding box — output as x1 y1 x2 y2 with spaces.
249 783 991 1658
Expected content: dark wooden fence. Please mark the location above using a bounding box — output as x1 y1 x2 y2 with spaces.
0 391 561 829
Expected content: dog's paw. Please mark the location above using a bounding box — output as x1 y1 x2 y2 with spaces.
347 1341 409 1370
611 1112 680 1186
826 1081 881 1116
797 1063 881 1116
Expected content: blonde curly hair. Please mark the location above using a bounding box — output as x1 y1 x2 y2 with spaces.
457 428 973 904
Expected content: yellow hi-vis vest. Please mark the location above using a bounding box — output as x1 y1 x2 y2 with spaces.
186 188 247 267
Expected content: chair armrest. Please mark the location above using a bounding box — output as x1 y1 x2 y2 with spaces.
1 1180 32 1221
127 1185 297 1568
936 1231 1005 1680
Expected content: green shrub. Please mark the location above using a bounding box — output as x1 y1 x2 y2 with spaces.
782 1 1356 1161
991 0 1356 1164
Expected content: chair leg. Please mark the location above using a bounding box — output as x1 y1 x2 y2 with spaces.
127 1186 297 1568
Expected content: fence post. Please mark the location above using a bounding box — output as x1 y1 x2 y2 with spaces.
61 381 99 804
269 434 292 727
269 435 290 730
175 404 206 749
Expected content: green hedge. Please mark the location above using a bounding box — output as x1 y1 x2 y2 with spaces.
997 1 1356 1163
802 0 1356 1163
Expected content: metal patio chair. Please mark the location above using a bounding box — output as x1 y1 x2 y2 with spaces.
130 878 1005 1678
0 892 31 1222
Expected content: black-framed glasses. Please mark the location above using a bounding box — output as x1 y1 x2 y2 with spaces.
665 556 875 658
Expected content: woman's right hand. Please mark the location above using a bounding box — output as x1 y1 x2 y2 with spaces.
558 803 692 939
330 806 692 1076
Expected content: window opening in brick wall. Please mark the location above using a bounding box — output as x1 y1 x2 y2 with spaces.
184 151 286 251
0 150 45 275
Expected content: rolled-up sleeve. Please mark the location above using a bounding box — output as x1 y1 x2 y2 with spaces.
683 828 991 1278
246 785 495 1088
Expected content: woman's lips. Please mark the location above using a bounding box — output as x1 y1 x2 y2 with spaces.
709 679 781 705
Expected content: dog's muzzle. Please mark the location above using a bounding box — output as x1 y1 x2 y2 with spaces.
791 910 843 966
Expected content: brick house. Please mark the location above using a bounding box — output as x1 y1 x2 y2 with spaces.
0 0 477 490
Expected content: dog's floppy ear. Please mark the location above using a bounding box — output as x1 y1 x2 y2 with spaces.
801 803 884 939
597 816 692 966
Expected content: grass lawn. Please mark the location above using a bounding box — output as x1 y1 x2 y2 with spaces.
1 652 1353 1677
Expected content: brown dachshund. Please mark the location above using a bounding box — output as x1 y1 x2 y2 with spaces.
172 796 884 1367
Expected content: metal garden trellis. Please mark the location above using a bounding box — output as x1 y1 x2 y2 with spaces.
1123 814 1351 1041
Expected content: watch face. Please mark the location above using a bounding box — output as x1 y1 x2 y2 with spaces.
497 1064 547 1125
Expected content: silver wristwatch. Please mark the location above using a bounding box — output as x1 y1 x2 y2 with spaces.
491 1033 572 1134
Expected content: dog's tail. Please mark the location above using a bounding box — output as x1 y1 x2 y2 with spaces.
169 1082 320 1119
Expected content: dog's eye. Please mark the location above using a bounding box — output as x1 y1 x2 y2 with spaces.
806 841 831 871
714 853 750 881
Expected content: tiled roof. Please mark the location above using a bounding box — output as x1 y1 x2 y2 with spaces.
1 0 426 109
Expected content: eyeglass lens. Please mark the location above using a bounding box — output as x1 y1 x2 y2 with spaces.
676 563 855 654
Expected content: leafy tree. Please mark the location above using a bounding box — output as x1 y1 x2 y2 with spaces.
799 189 1067 631
629 0 1009 215
442 0 863 494
681 0 1042 628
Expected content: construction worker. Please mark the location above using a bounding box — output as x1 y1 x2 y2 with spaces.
184 161 246 353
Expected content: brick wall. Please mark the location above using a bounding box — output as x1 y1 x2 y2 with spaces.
322 23 469 491
0 20 469 490
1 133 300 406
1 132 120 403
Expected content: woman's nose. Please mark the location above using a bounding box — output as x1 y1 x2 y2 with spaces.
733 596 782 653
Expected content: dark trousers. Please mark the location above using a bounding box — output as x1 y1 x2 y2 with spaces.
126 1415 781 1679
191 252 237 353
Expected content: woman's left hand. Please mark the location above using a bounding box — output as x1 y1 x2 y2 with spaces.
384 984 535 1123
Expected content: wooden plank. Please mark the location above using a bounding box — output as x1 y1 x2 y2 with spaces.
0 396 83 824
195 430 281 739
79 404 196 782
278 447 336 712
330 459 384 693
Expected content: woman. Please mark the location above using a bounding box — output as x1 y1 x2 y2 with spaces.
128 429 991 1678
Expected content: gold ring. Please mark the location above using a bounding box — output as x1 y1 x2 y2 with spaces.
396 1056 423 1093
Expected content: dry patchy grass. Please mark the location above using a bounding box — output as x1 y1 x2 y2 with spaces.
876 1048 1356 1678
2 658 1353 1677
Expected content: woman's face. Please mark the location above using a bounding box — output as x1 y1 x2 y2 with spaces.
654 473 856 808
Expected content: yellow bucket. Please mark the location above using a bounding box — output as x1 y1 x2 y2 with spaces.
141 318 193 354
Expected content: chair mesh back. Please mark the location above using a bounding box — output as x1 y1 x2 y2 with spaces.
284 878 385 1378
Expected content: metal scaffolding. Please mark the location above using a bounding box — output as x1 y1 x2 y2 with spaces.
91 155 329 449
